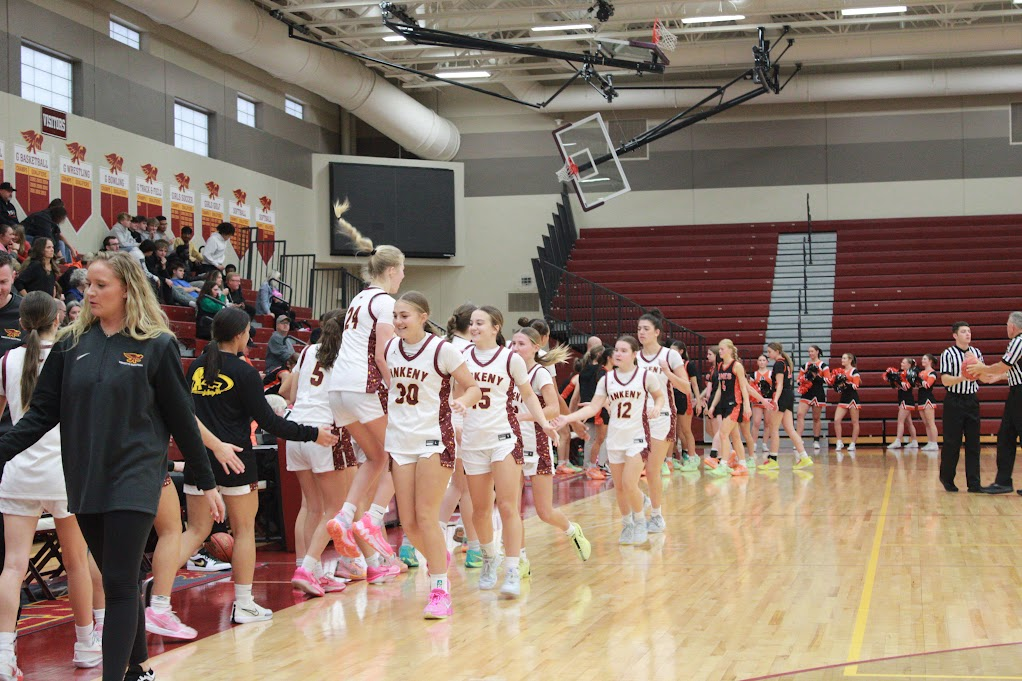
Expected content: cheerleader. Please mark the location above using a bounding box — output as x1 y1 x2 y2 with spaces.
758 342 813 470
669 341 700 472
0 293 100 678
750 354 773 456
831 353 862 453
636 310 691 529
458 306 556 598
511 327 592 565
287 310 357 596
918 354 940 452
796 345 830 450
385 292 481 618
706 340 752 476
886 358 920 450
327 201 404 568
552 336 664 545
435 303 484 568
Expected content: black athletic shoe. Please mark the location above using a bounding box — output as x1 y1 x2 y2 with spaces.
124 667 156 681
940 479 958 492
981 484 1013 494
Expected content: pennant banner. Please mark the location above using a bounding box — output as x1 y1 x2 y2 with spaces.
59 143 93 231
169 173 194 238
201 193 224 243
136 164 164 219
255 196 275 264
14 133 51 214
228 190 251 258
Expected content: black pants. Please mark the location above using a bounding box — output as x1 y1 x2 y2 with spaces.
77 511 156 681
994 387 1022 487
940 393 981 489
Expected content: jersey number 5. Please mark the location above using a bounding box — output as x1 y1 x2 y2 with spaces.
310 361 325 387
394 382 420 406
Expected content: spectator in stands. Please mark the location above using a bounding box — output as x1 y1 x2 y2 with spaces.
263 354 297 396
142 240 167 280
224 264 237 277
167 262 200 307
225 273 255 319
22 205 76 261
196 279 227 340
0 225 14 254
64 268 87 304
110 213 141 258
255 271 294 322
142 218 158 243
154 216 173 243
129 216 147 245
201 222 234 275
101 236 120 252
173 226 203 272
0 183 18 228
15 238 58 297
58 252 90 296
9 228 27 265
0 254 23 356
65 300 82 325
265 315 299 373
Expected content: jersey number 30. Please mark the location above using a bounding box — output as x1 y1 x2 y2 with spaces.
394 382 420 406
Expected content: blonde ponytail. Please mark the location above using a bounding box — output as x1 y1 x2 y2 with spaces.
334 200 405 283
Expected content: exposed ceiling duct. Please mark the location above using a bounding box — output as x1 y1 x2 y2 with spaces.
117 0 461 161
505 64 1022 112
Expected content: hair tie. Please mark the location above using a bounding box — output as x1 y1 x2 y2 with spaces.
370 248 377 256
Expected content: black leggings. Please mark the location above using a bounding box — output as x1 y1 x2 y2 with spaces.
77 511 155 681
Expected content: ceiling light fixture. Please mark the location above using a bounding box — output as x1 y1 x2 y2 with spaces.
532 23 594 32
840 5 908 15
436 70 491 79
382 34 406 41
681 13 745 23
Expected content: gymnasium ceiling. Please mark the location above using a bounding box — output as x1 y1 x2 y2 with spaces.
255 0 1022 92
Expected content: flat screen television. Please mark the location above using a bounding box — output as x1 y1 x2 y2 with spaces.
329 162 456 259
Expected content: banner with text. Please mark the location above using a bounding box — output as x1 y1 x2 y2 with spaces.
228 190 251 258
59 143 93 231
169 173 195 237
201 194 224 243
99 153 128 228
14 132 51 214
255 196 275 264
136 164 164 219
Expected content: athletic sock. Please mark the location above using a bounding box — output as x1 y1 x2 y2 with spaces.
429 573 449 593
295 557 302 568
622 513 633 526
519 549 528 561
366 553 383 568
400 534 413 548
74 623 95 644
339 502 357 526
234 583 254 606
480 541 498 558
504 556 520 571
0 632 14 654
467 539 481 552
631 512 644 525
368 504 387 527
301 555 321 577
92 609 105 628
149 595 171 615
565 522 578 537
651 507 663 518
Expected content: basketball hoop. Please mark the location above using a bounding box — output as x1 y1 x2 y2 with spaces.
556 158 580 183
653 18 678 53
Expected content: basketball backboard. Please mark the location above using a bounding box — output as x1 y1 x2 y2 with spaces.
553 113 631 212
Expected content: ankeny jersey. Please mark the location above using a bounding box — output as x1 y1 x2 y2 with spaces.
384 335 464 455
329 287 394 394
595 367 657 451
460 345 528 451
288 344 333 426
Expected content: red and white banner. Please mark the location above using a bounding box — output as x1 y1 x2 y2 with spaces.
99 153 128 228
228 189 251 257
255 195 276 264
14 131 51 214
169 173 195 238
59 142 93 231
136 164 164 218
201 181 224 241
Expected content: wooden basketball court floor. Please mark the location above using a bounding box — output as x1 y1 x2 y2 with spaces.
28 447 1022 681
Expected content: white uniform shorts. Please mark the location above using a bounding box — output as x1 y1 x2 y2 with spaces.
286 439 336 474
607 444 646 465
0 497 71 519
391 450 445 467
184 483 257 497
329 390 386 428
522 450 539 478
461 441 518 476
648 412 671 441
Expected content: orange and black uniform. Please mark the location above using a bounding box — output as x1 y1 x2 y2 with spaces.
798 360 830 404
917 368 937 408
713 359 744 422
578 360 609 425
833 368 862 407
774 360 795 412
897 371 916 410
673 359 698 415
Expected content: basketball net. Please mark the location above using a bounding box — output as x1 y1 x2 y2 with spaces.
653 18 678 53
555 157 580 183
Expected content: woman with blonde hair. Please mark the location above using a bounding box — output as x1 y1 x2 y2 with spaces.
706 339 753 476
0 251 224 681
759 342 813 471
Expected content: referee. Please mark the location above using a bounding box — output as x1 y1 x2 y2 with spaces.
938 321 984 492
968 311 1022 494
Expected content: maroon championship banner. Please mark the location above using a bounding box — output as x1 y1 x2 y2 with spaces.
201 181 224 241
255 196 276 264
228 189 251 258
14 130 51 214
136 164 164 219
170 173 196 238
99 153 128 228
59 142 93 231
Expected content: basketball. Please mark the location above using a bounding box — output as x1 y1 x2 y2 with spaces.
962 354 979 378
205 532 234 563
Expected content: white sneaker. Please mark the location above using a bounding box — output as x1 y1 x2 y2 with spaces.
647 514 667 534
0 651 22 681
72 633 102 668
500 568 521 599
923 442 939 452
632 521 649 544
231 600 272 624
906 440 919 449
835 440 844 451
888 440 902 450
187 550 231 572
813 440 821 450
618 523 635 545
479 555 498 590
848 443 856 452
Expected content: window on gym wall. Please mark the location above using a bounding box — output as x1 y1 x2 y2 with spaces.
284 96 304 120
20 45 73 113
237 96 256 128
109 20 141 49
174 102 210 157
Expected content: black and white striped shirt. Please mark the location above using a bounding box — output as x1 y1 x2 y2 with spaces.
1001 334 1022 387
940 345 984 395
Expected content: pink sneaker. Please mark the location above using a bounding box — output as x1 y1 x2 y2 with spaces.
335 557 366 581
326 516 361 558
318 573 347 594
291 567 325 597
144 607 198 640
367 563 400 584
353 513 395 557
423 588 452 619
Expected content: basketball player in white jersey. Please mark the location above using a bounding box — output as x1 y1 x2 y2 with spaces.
552 336 665 546
458 306 556 598
288 310 352 595
384 292 481 618
636 310 690 533
0 293 101 679
326 201 403 571
511 328 592 568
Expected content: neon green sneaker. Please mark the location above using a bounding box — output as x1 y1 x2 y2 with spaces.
757 458 780 471
793 455 814 470
569 522 592 561
680 457 700 472
398 544 419 568
465 548 483 569
519 557 531 579
672 458 683 471
661 461 671 477
746 457 757 470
